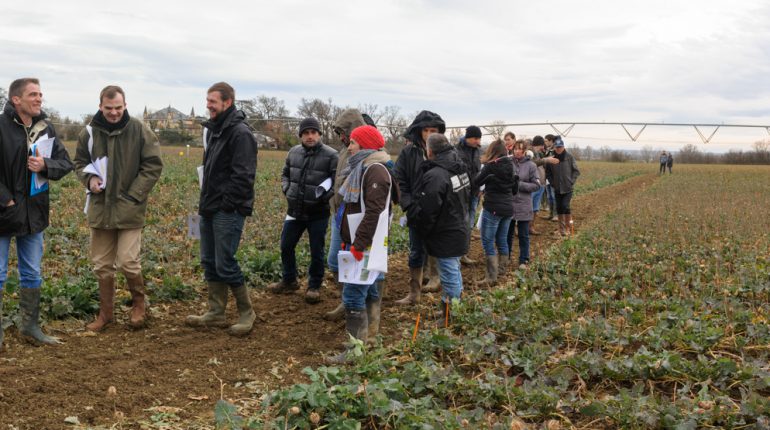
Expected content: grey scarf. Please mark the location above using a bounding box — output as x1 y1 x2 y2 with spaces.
338 149 377 203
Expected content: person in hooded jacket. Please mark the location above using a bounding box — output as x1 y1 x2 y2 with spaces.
455 125 482 265
508 141 541 270
545 136 580 237
475 139 518 285
267 117 338 304
185 82 258 337
393 110 446 305
407 133 470 324
323 109 373 322
74 85 163 332
327 125 399 363
0 77 73 349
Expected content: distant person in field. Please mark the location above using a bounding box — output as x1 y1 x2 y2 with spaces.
666 152 673 174
185 82 257 336
407 133 470 323
474 139 517 285
528 136 558 235
659 151 669 175
327 125 398 363
267 117 338 304
543 134 560 221
74 85 163 332
456 125 482 265
324 109 369 322
394 110 447 305
0 77 73 348
508 141 540 270
545 136 580 237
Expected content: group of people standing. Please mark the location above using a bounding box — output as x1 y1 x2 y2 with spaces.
0 78 580 362
659 150 674 174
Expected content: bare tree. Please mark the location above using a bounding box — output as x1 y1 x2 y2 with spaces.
583 145 594 161
568 144 582 160
449 128 463 145
639 145 654 163
752 140 769 153
484 120 508 140
379 105 408 154
256 95 289 120
297 98 339 146
0 87 7 109
357 103 385 125
234 99 259 118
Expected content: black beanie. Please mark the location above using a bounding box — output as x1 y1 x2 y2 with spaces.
465 125 482 139
532 135 545 147
298 117 321 136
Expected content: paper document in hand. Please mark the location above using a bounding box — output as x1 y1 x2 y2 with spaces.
29 137 55 196
338 251 379 285
315 177 333 198
82 157 108 190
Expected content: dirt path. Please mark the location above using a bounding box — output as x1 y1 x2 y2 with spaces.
0 174 657 429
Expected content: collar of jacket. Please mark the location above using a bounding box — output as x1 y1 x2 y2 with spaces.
4 103 47 128
301 141 323 154
90 110 130 134
202 105 238 135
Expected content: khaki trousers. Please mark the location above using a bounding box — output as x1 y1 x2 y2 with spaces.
91 228 143 280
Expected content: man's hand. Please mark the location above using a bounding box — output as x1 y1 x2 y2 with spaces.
27 148 46 172
89 176 104 193
5 199 15 207
546 157 560 165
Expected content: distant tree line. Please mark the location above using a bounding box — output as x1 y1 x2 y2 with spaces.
562 142 770 165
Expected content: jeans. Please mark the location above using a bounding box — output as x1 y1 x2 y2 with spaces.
555 192 573 215
531 186 545 212
510 220 530 265
200 211 246 286
327 218 342 274
436 257 462 302
480 209 511 256
468 195 480 229
0 232 45 290
546 184 556 208
342 276 384 311
280 216 328 290
407 225 427 269
659 163 666 174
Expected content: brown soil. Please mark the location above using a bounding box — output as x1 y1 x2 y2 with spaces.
0 173 656 429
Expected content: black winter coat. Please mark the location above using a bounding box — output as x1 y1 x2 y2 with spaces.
407 147 470 258
395 110 446 211
456 137 481 196
545 150 580 194
0 104 73 236
281 142 338 221
475 157 518 218
199 107 257 217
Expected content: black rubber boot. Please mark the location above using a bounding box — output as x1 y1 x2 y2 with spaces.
185 281 229 328
18 288 61 345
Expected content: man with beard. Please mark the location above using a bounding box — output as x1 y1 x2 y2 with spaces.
75 85 163 331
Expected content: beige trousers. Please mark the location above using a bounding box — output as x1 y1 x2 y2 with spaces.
91 228 143 280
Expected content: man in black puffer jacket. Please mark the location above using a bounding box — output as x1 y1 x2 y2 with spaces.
394 110 446 305
268 117 338 304
407 133 470 323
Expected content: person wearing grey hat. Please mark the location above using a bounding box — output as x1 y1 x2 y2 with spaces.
544 136 580 237
298 117 322 137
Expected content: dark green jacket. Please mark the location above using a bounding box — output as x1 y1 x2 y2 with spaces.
74 115 163 229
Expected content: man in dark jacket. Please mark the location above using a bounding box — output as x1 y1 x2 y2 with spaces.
268 117 338 304
545 136 580 236
0 77 73 348
394 110 446 305
407 133 470 323
456 125 482 264
186 82 258 336
74 85 163 331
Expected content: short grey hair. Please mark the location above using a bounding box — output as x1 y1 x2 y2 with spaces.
427 133 450 154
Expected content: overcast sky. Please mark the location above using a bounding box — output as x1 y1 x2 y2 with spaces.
2 0 769 151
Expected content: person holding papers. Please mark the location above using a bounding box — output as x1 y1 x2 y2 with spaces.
0 78 73 348
327 125 398 364
74 85 163 332
267 117 338 304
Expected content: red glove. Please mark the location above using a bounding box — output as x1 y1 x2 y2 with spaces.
349 245 364 261
341 242 346 250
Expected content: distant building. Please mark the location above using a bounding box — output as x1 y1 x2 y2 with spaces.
143 105 203 132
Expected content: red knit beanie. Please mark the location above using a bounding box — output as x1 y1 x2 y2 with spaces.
350 125 385 150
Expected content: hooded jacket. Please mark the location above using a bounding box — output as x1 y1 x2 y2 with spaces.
456 136 481 196
281 140 338 221
511 155 540 221
407 146 470 258
475 156 518 218
545 150 580 194
394 110 446 211
199 107 257 217
0 104 73 236
329 109 367 214
74 112 163 229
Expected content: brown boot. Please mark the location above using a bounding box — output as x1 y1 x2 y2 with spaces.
558 215 567 236
422 257 441 293
565 214 574 236
366 281 383 339
267 279 299 294
529 217 541 235
126 274 148 329
86 277 115 332
395 267 422 306
478 255 498 286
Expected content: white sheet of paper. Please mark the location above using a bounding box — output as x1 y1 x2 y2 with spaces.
187 214 201 239
399 216 407 227
31 137 56 189
285 214 296 221
315 177 333 198
197 165 204 188
338 251 379 285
